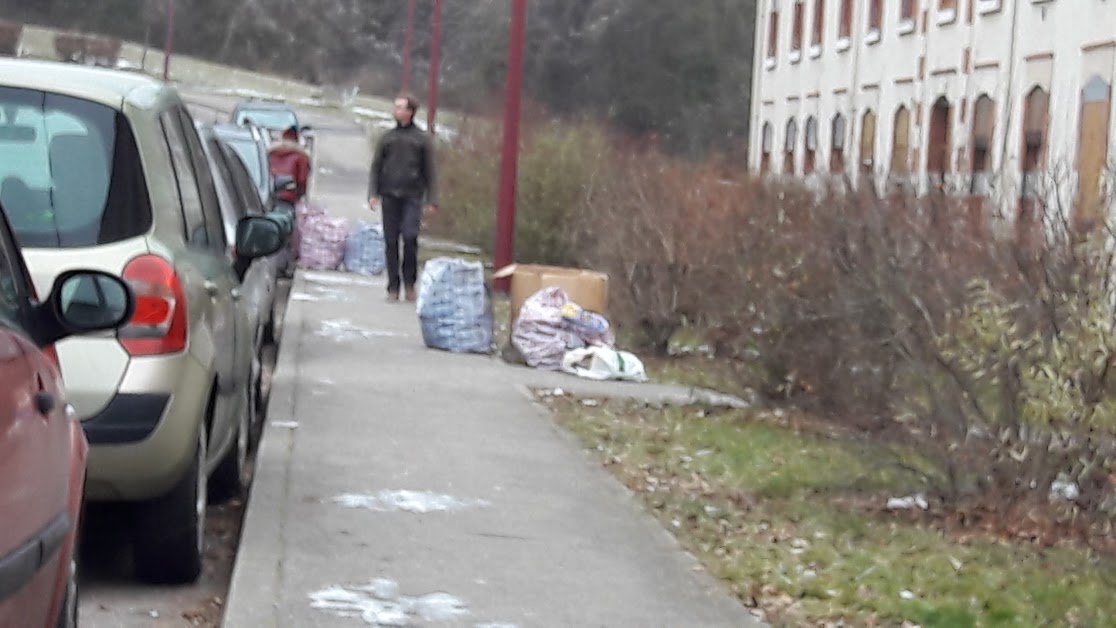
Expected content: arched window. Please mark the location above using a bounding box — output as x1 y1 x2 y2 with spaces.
1021 86 1050 195
868 0 883 33
831 114 847 174
1019 85 1050 240
812 0 825 47
860 110 876 177
1077 76 1112 228
767 4 781 60
971 95 996 194
927 96 953 188
784 118 799 174
891 106 911 178
839 0 853 38
804 116 818 174
792 1 805 52
901 0 916 21
761 122 774 174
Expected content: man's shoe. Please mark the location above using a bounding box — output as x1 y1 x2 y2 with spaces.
404 286 417 302
387 290 400 302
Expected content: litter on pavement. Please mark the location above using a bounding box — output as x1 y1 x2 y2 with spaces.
309 579 469 626
333 490 490 514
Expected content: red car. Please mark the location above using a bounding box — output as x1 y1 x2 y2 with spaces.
0 202 134 628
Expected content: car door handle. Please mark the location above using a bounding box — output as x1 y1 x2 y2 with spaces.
204 280 220 296
35 391 55 415
33 373 53 416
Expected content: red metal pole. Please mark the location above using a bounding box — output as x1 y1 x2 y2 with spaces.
401 0 417 93
494 0 528 292
426 0 443 134
162 0 175 81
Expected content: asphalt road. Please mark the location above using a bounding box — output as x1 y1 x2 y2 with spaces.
76 89 372 628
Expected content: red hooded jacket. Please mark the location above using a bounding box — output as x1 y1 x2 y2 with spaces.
268 140 311 203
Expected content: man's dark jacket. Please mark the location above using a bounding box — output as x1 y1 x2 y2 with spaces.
368 122 438 206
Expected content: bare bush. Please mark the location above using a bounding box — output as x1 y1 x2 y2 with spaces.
438 117 1116 518
0 19 21 57
431 115 607 268
51 31 122 66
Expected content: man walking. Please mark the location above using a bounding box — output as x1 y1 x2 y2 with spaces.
368 94 439 302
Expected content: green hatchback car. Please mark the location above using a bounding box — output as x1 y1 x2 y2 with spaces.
0 59 284 584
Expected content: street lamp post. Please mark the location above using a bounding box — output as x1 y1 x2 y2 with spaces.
401 0 417 93
426 0 443 134
162 0 176 81
493 0 528 292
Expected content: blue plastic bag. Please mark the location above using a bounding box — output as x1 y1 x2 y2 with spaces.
343 222 386 275
416 257 494 354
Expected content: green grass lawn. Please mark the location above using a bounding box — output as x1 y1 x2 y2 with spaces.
547 398 1116 627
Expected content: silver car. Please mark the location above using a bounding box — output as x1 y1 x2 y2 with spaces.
0 58 284 584
196 122 282 442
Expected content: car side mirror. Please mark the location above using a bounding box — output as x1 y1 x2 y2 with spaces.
33 270 135 347
236 215 285 261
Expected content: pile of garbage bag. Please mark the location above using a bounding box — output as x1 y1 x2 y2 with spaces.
297 210 350 271
510 286 646 381
416 257 494 354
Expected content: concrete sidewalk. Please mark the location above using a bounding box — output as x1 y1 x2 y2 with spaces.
223 269 761 628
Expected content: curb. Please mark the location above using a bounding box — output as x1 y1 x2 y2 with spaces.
223 272 307 628
512 368 754 410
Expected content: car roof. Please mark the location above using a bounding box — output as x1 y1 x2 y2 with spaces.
0 57 166 109
234 99 296 112
211 122 255 141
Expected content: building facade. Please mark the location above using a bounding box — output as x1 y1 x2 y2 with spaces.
749 0 1116 220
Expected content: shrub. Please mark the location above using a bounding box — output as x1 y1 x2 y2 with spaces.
430 117 610 268
429 118 501 252
437 115 1116 518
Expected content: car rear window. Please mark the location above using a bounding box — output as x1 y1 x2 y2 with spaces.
0 87 151 248
235 109 297 130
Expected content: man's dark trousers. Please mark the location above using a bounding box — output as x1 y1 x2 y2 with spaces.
381 194 422 293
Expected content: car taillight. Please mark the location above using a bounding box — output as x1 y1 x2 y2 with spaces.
42 345 61 369
119 255 188 356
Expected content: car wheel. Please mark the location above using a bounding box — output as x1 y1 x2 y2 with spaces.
210 385 250 503
134 425 206 584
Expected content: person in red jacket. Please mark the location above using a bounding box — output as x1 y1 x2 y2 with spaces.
268 125 311 204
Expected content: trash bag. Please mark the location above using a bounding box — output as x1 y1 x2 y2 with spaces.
298 211 350 271
560 302 615 347
511 286 616 370
343 222 386 275
416 257 494 354
290 201 324 259
561 346 648 382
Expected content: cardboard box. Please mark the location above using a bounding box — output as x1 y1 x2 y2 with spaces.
493 264 609 321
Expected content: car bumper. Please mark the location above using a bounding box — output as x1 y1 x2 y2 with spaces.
82 352 211 502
